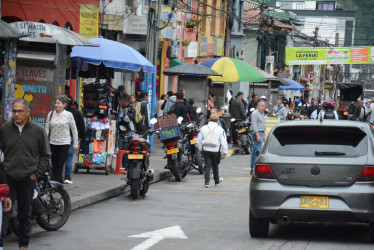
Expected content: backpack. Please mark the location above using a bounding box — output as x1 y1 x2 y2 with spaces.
97 105 108 119
202 126 218 147
135 101 146 124
168 103 177 115
324 109 335 119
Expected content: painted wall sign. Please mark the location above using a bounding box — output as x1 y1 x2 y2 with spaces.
80 4 99 39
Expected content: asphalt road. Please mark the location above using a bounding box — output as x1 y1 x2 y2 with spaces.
4 154 374 249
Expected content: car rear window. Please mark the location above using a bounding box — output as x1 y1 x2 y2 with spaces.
268 126 368 157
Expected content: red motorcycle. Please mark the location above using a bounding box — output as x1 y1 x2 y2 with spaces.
122 132 155 199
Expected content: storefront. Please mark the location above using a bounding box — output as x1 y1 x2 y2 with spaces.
9 21 94 126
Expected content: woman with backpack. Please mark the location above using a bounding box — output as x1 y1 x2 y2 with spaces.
318 102 339 120
197 114 228 188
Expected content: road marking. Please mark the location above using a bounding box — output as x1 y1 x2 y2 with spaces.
243 168 251 170
129 225 187 250
225 177 252 181
233 171 250 174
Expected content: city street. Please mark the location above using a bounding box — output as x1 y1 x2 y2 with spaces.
4 154 374 250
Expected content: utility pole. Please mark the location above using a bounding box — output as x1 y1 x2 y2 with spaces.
331 32 339 104
224 0 232 57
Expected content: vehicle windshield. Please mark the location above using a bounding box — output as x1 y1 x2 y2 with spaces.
268 126 368 157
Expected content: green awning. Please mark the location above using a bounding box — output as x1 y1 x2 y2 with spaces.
170 59 185 68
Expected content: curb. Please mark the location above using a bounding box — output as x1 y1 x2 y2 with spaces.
70 170 170 211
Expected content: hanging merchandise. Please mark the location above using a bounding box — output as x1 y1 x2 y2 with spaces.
74 81 114 175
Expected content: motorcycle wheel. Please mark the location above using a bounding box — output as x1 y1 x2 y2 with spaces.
130 178 140 199
171 159 181 182
36 187 71 231
140 180 149 198
241 135 250 155
194 146 204 175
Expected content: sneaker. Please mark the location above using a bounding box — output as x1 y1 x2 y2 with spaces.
204 184 209 188
215 177 223 186
64 178 73 184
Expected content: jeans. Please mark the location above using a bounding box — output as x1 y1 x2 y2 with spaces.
0 177 34 248
50 144 71 183
203 151 221 185
65 139 74 179
251 132 265 170
119 131 135 168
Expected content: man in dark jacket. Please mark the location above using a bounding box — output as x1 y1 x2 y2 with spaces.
0 98 50 249
173 91 188 123
119 93 136 168
64 95 85 184
247 94 258 117
307 100 321 119
230 92 247 146
136 91 150 138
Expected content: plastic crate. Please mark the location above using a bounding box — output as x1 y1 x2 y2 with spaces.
158 125 181 141
157 113 178 129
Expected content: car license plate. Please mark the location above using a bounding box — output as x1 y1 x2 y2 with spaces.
167 148 179 155
190 139 197 145
300 196 329 209
128 154 143 160
238 128 246 133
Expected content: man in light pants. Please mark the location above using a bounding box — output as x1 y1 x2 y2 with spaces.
250 101 267 175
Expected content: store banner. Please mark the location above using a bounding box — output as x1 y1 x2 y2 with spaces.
286 47 374 65
80 4 99 39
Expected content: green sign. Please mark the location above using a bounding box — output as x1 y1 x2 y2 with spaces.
286 47 374 65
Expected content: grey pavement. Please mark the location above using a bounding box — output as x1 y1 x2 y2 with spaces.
65 139 241 211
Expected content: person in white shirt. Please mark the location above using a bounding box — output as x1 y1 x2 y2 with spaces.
317 102 339 120
197 114 228 188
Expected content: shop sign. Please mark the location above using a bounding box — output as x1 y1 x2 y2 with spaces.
286 46 374 65
214 38 224 56
200 37 207 55
266 56 274 64
80 4 99 39
15 66 55 126
175 26 185 41
265 117 280 139
184 41 198 58
123 15 147 35
207 43 214 56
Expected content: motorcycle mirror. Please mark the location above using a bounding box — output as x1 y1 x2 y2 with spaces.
231 118 236 122
150 118 158 125
177 116 183 124
250 108 255 112
298 103 302 106
196 107 201 113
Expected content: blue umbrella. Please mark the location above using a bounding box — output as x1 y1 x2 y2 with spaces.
71 37 155 73
279 78 305 91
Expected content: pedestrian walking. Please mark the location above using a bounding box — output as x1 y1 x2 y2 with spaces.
197 114 228 188
171 91 188 123
0 98 50 250
64 96 85 184
250 101 266 175
156 94 167 118
308 99 321 119
247 94 258 117
365 102 372 121
45 95 78 184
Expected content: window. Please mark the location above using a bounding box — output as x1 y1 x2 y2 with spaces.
295 3 304 10
52 21 60 27
64 22 73 31
202 0 207 35
186 0 195 21
316 1 335 11
219 0 226 36
210 1 217 36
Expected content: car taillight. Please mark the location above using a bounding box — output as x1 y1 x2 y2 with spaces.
357 166 374 182
167 141 176 148
192 131 197 136
254 164 275 179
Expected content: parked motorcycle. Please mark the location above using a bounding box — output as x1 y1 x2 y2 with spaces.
232 118 253 155
180 121 204 174
121 131 155 199
153 117 188 182
8 171 71 235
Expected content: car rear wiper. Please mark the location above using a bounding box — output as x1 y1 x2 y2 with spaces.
315 151 346 156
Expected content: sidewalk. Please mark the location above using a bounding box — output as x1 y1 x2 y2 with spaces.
65 139 241 211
